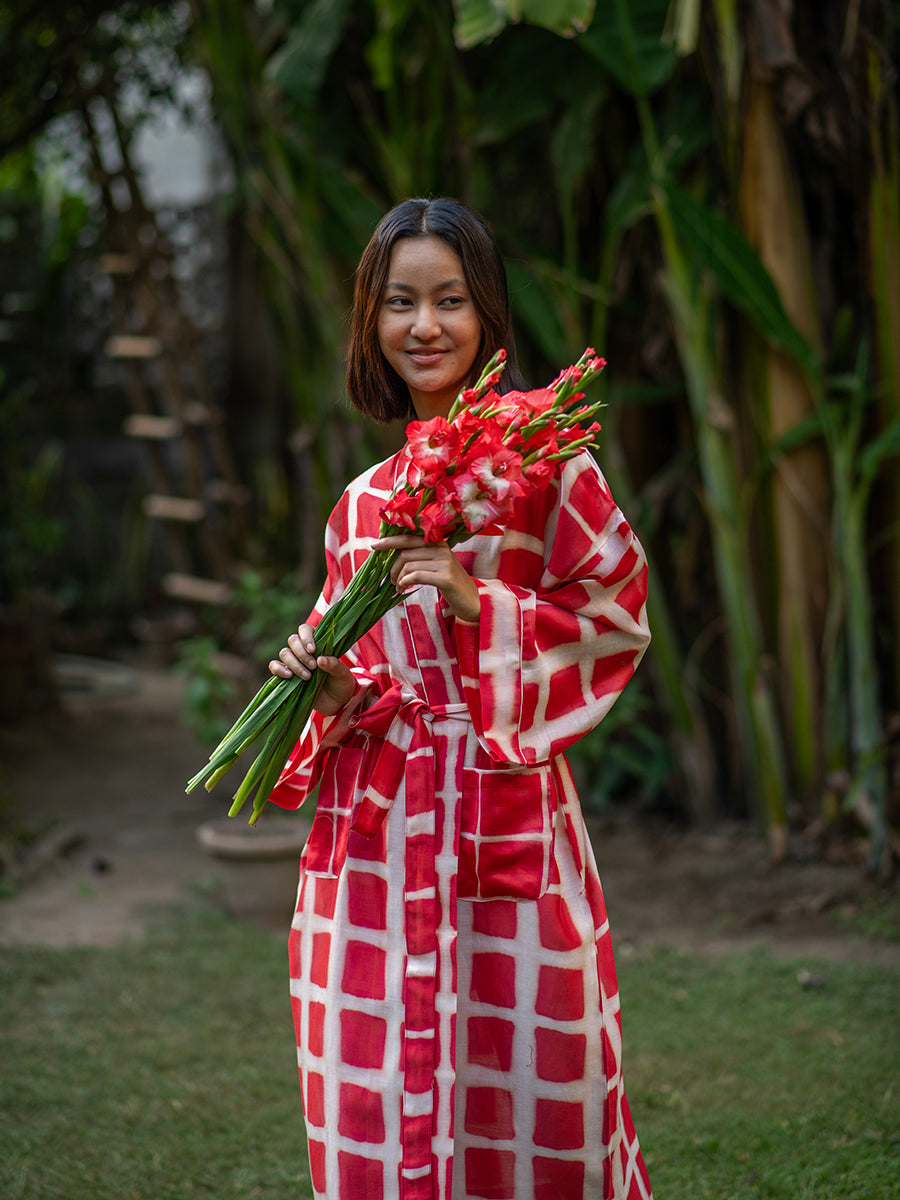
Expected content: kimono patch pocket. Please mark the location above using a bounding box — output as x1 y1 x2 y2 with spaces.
303 747 365 877
458 764 556 901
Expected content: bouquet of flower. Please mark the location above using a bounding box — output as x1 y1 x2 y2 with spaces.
185 347 606 824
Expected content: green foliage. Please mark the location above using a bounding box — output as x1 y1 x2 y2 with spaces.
266 0 353 107
568 680 675 812
453 0 597 49
229 568 315 665
663 183 820 378
5 0 898 838
173 636 238 746
0 1 189 159
174 569 315 745
578 0 676 95
0 391 66 604
0 141 127 619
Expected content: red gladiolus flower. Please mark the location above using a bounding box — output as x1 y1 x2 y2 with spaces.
557 420 601 447
380 488 420 531
550 364 584 387
419 497 458 543
405 458 442 489
469 445 524 502
407 416 459 472
436 473 506 533
454 409 505 448
519 425 560 460
503 387 557 416
523 459 556 490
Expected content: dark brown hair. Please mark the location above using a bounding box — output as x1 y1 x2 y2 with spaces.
346 197 523 422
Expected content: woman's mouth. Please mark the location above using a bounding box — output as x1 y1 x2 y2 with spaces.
407 348 446 366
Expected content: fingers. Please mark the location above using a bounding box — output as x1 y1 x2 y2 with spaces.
314 655 346 676
313 656 358 715
395 560 447 591
267 624 318 679
373 534 427 551
389 543 450 585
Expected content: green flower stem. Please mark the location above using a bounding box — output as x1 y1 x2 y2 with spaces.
447 350 508 421
247 677 327 824
200 548 405 820
184 674 304 793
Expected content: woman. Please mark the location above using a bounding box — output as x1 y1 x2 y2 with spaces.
268 198 653 1200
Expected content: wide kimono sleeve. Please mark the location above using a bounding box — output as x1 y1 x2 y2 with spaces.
266 487 380 812
454 452 650 766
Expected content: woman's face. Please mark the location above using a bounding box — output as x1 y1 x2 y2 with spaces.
377 235 483 420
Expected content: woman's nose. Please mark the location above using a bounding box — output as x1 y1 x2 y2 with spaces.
411 305 440 339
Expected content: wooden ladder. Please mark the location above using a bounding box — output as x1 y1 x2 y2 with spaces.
81 95 252 609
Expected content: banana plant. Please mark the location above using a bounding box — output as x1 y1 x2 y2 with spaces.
594 0 894 859
457 0 826 851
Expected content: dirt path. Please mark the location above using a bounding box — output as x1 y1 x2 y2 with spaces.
1 659 897 963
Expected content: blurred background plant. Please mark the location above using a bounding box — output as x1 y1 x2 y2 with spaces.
1 0 898 867
173 568 315 744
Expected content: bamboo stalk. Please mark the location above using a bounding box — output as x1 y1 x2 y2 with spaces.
739 79 830 810
605 0 791 849
653 187 791 852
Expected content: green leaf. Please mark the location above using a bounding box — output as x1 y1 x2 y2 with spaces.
506 259 569 364
453 0 508 48
453 0 595 47
606 380 684 407
658 87 714 171
760 411 826 469
265 0 351 108
667 0 702 56
859 416 900 485
365 0 420 91
519 0 596 37
470 30 568 145
663 184 821 377
602 90 710 244
315 159 385 254
550 84 607 201
578 0 677 96
604 153 653 243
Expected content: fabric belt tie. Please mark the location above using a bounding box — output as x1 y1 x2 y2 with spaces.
346 683 471 1199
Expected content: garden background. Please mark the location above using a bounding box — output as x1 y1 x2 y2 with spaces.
1 2 899 1197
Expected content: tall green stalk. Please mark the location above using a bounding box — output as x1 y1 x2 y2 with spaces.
608 0 790 846
654 223 789 845
589 224 718 824
816 352 898 872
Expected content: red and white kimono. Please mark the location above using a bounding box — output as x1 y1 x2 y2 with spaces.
270 447 653 1200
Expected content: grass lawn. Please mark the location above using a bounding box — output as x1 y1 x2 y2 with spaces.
1 909 897 1199
621 948 899 1199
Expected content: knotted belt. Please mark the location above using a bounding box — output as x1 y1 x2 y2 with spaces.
345 683 472 1199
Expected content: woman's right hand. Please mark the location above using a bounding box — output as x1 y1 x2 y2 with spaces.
268 624 358 715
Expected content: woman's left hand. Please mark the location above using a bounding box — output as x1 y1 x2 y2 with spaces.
373 534 481 623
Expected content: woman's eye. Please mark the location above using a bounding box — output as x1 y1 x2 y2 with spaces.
386 296 411 308
441 296 463 307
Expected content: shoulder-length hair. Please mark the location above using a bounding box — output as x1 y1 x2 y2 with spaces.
346 197 524 422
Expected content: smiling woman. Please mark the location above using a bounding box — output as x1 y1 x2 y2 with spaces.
376 237 483 420
346 198 524 422
266 197 653 1200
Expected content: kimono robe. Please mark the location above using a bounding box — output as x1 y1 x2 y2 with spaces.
270 447 653 1200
